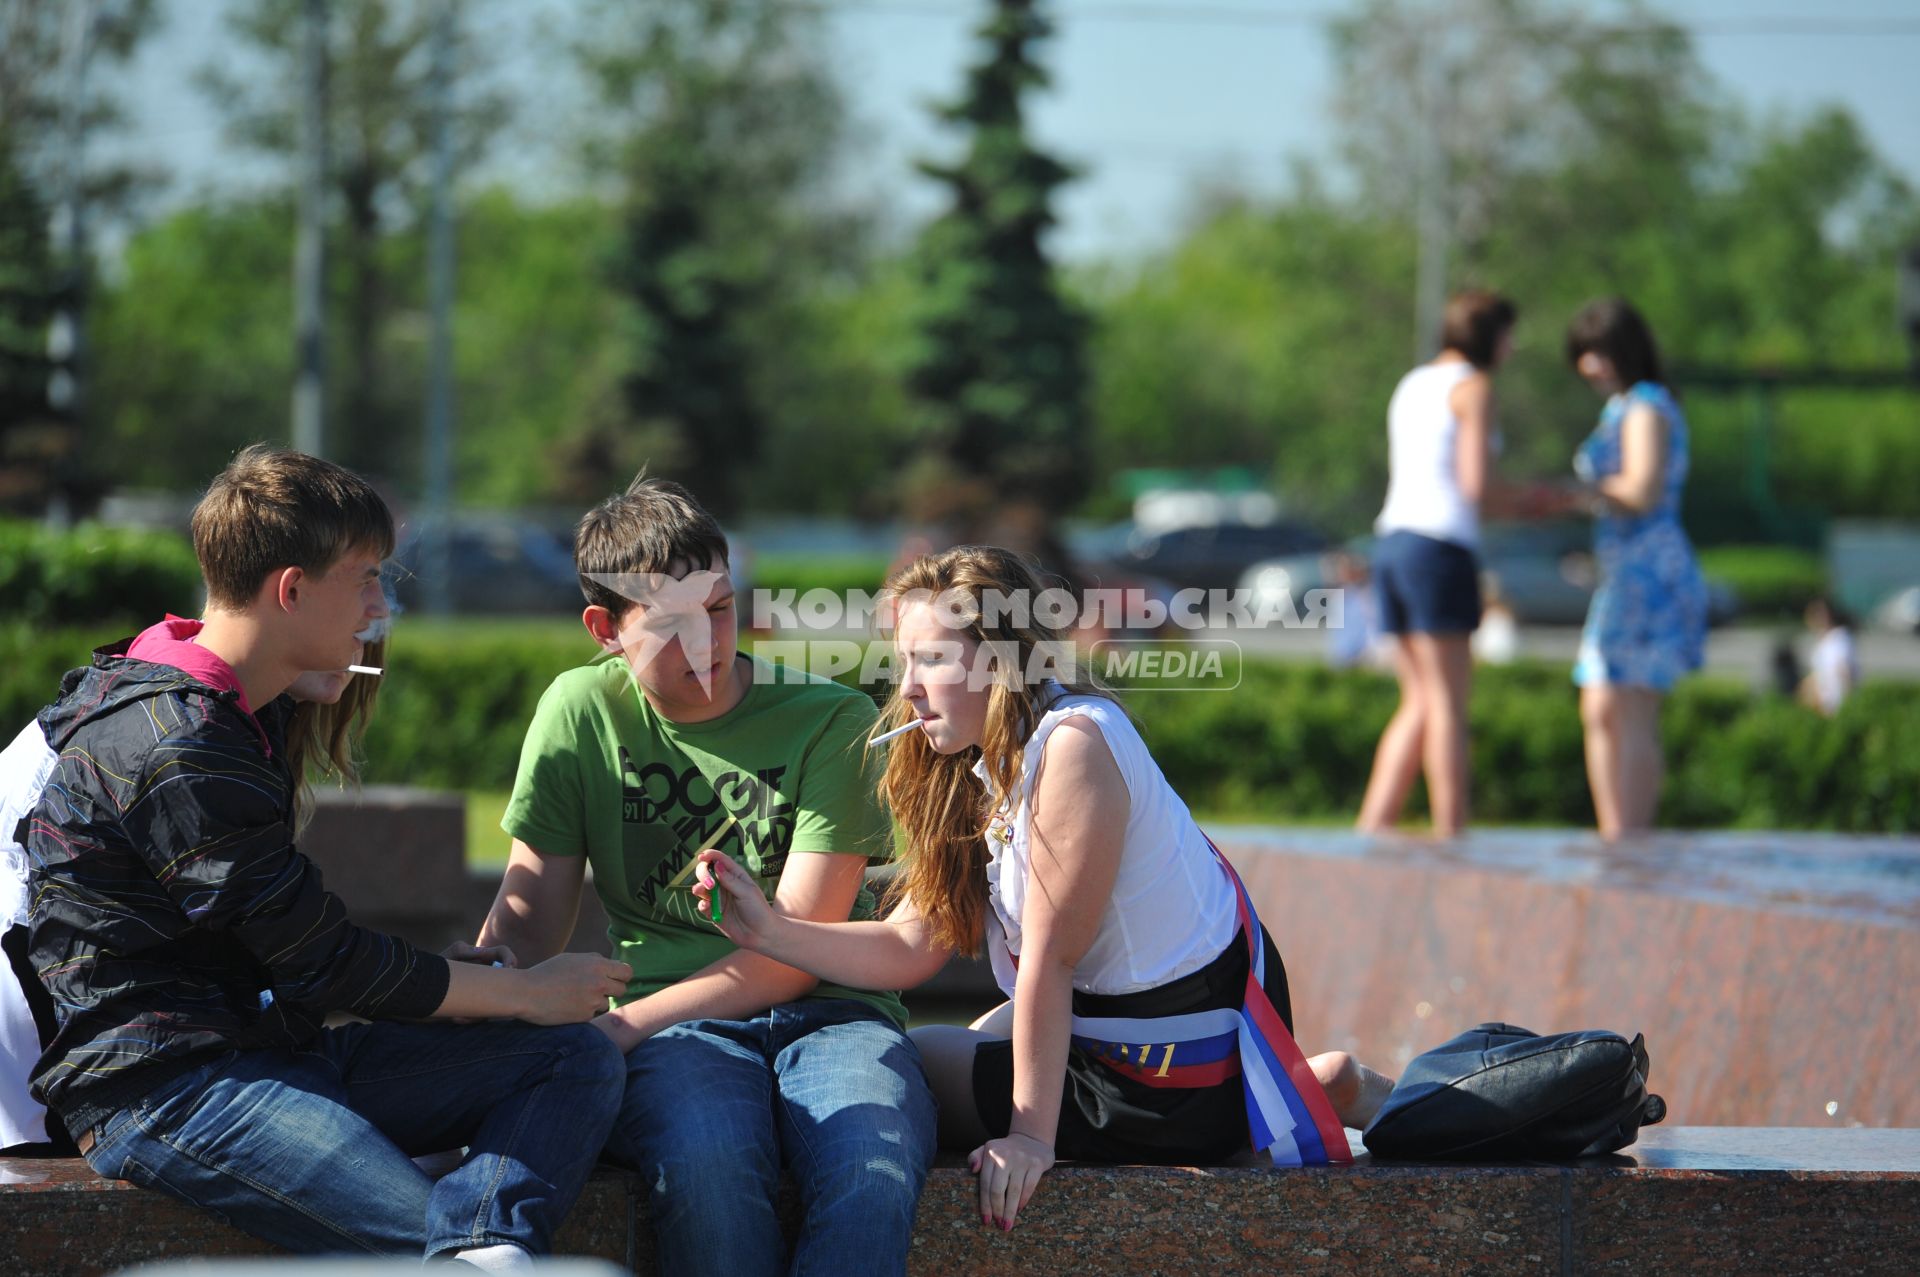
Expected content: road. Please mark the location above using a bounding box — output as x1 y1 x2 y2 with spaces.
760 621 1920 684
1230 623 1920 683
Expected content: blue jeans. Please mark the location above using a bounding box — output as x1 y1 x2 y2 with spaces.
79 1019 625 1258
604 998 937 1277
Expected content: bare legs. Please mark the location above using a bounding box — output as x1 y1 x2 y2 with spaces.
909 1022 997 1150
910 1002 1397 1149
1580 683 1665 838
1310 1050 1396 1131
1357 641 1424 831
1357 633 1474 836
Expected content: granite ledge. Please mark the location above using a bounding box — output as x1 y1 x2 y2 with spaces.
3 1127 1917 1277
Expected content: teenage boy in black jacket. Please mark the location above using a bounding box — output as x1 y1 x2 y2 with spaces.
25 446 631 1270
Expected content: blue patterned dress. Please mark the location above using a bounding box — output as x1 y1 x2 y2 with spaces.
1571 381 1707 690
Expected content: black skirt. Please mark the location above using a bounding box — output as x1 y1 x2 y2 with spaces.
970 927 1292 1165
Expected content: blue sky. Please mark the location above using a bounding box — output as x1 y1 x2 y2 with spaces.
116 0 1920 260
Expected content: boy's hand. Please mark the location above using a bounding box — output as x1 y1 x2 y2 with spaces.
516 953 632 1025
443 940 516 968
693 850 780 949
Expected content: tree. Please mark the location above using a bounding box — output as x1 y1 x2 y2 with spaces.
447 188 625 507
89 201 299 492
1329 0 1709 360
1087 0 1920 537
0 0 156 514
1086 193 1413 533
557 0 859 519
903 0 1090 535
0 0 159 212
0 130 58 511
200 0 508 486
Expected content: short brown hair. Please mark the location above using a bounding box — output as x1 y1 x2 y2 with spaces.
1440 289 1519 370
1565 297 1665 388
191 445 396 609
573 475 730 618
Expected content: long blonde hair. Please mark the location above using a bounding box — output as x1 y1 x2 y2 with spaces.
284 637 386 831
877 546 1121 955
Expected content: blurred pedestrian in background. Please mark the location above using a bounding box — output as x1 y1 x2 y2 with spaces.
1358 289 1517 837
1325 550 1386 669
1472 573 1520 666
1800 595 1857 717
1563 298 1707 839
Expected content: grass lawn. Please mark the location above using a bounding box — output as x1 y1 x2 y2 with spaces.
462 789 1360 873
466 791 513 869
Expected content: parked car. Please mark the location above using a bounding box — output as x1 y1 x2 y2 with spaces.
1099 518 1331 597
391 516 582 615
1237 520 1737 629
1873 585 1920 634
1475 521 1600 625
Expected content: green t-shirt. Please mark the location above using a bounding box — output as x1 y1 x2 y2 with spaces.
503 651 905 1026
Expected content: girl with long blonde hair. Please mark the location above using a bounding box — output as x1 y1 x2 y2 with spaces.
696 546 1391 1231
283 634 387 828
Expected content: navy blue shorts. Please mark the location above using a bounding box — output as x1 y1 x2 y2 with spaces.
1373 530 1482 635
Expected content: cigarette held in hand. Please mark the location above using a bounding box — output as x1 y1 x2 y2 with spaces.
347 665 383 676
866 719 924 748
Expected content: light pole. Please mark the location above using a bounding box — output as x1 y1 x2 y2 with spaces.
1411 37 1451 366
293 0 329 457
47 0 99 526
1900 241 1920 380
421 0 458 615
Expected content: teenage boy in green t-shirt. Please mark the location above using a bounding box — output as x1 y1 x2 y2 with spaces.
475 477 937 1277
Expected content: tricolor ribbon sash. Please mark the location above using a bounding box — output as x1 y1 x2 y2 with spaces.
1206 834 1353 1167
982 836 1352 1167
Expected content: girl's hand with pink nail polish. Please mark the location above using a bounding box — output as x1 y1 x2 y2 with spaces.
967 1132 1053 1231
692 850 776 947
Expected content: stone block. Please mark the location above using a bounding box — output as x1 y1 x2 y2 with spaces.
1218 829 1920 1128
5 1128 1916 1276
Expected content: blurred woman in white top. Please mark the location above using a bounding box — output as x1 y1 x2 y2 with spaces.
1358 290 1518 837
1800 596 1857 717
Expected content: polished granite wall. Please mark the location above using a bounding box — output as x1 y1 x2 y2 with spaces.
302 786 614 955
4 1128 1916 1275
299 794 1920 1127
1217 828 1920 1129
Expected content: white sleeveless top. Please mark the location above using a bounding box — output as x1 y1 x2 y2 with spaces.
1376 359 1482 548
2 719 58 1148
974 693 1236 996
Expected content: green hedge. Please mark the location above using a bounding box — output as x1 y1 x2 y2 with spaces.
1127 661 1596 825
1696 545 1827 620
0 521 201 629
3 626 1915 832
361 622 599 789
1125 658 1920 831
748 553 893 602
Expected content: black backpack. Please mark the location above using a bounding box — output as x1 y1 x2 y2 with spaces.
1363 1022 1666 1160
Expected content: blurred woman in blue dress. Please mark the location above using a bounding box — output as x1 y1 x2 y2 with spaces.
1564 299 1707 839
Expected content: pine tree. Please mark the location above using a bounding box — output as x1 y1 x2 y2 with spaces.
562 0 850 519
0 128 59 513
0 0 157 513
906 0 1091 527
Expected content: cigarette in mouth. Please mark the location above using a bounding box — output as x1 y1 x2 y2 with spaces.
866 719 924 748
347 665 383 676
